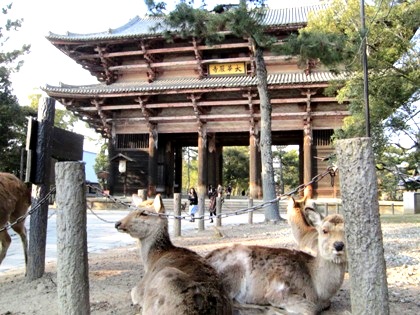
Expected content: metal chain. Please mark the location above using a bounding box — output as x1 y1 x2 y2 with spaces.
0 187 57 232
85 166 337 222
86 203 116 224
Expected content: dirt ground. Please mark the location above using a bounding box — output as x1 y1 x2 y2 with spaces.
0 214 419 315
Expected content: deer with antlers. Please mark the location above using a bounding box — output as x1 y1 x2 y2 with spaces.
0 173 31 270
115 194 232 315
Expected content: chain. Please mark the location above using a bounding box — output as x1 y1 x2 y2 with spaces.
86 203 116 224
0 187 57 232
85 166 337 222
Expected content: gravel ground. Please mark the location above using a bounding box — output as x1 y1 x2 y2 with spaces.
0 214 419 314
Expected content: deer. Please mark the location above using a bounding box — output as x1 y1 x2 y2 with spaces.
205 210 347 315
286 185 320 256
115 194 232 315
0 173 32 270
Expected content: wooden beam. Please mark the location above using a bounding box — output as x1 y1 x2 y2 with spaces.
105 110 350 123
64 96 341 112
108 55 294 71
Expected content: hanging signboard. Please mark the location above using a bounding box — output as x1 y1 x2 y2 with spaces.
208 62 246 75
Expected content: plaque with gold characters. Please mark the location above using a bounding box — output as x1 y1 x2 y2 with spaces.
208 62 246 75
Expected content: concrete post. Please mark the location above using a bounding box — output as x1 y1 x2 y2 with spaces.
248 198 253 224
336 138 389 315
216 196 222 227
173 193 181 237
55 162 90 315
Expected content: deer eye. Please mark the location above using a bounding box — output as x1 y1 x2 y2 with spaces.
322 228 328 234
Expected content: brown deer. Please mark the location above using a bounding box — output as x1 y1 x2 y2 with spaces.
115 194 232 315
0 173 31 269
206 211 347 315
287 185 320 256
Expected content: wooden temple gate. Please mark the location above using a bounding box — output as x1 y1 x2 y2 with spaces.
43 5 348 199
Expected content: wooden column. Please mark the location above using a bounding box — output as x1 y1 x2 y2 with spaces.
174 146 182 194
197 123 208 231
303 91 313 185
27 97 55 281
249 131 259 199
216 144 223 186
165 141 174 197
207 133 217 187
148 124 158 197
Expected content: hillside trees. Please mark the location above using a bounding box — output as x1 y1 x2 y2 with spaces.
0 3 32 174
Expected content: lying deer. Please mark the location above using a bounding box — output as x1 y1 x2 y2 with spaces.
206 211 347 315
0 173 31 269
115 194 232 314
287 185 320 256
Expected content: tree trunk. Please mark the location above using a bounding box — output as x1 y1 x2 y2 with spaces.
336 138 389 315
255 46 280 222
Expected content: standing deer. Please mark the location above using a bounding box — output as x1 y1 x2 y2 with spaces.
287 185 320 256
0 173 31 269
115 194 232 315
206 211 347 315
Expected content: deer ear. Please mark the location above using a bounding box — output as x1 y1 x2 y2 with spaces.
306 209 323 228
288 197 297 208
153 194 165 214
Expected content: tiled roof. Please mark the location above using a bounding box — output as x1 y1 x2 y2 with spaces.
43 71 347 95
46 5 327 41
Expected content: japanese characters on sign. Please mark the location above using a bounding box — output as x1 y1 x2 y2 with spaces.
208 62 246 75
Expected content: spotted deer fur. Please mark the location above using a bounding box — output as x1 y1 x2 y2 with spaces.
115 194 232 315
206 211 347 315
0 173 31 271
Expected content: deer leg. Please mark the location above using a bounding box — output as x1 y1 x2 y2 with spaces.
0 230 12 265
11 221 28 267
265 288 317 315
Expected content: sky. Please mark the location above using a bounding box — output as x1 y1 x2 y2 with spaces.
6 0 320 152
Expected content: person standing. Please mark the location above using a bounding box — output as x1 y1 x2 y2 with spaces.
188 187 198 222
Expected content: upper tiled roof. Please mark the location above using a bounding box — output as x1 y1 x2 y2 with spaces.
46 5 327 42
43 71 347 95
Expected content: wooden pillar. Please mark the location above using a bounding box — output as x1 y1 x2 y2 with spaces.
55 162 90 315
197 123 208 230
165 141 174 197
207 133 217 187
336 138 389 315
216 144 223 186
303 92 313 185
249 132 259 199
27 97 55 281
256 148 263 199
148 125 158 197
174 146 182 194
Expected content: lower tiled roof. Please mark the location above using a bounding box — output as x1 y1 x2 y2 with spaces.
43 71 348 96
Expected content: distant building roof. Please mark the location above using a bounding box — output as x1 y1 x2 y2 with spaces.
46 5 327 42
43 71 347 95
